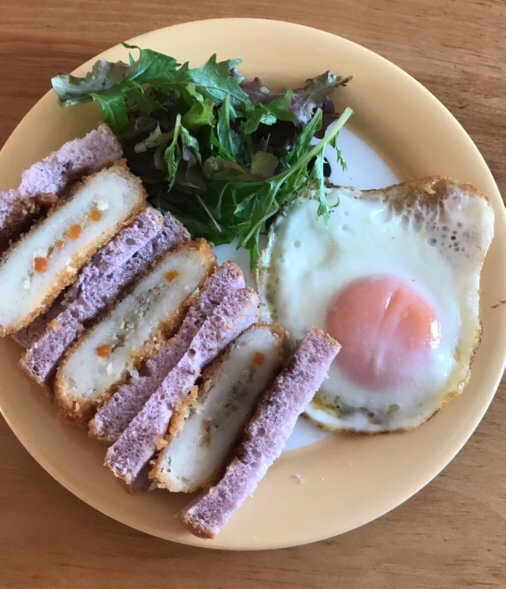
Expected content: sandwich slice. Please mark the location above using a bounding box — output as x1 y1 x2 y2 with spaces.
180 328 340 539
0 162 146 336
0 124 122 249
19 208 163 386
89 261 246 444
19 209 191 386
104 288 260 489
54 240 216 424
152 324 287 493
14 209 189 352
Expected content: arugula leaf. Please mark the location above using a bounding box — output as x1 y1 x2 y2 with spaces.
126 84 164 116
90 89 129 134
283 108 323 166
163 115 202 194
134 125 172 153
238 90 297 134
177 54 247 106
164 114 183 191
181 97 215 131
51 59 132 105
215 94 241 160
123 44 179 84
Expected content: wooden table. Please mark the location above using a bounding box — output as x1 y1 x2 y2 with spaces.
1 1 505 587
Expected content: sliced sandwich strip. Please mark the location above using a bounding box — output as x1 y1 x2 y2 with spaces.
19 209 184 386
0 163 146 336
104 288 260 489
152 324 287 493
14 209 189 351
0 124 122 249
54 240 216 424
19 207 163 349
89 261 246 445
180 328 340 539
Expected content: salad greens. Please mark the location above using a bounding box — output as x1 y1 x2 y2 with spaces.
52 45 353 266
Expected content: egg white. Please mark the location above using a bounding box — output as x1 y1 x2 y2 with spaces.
256 180 494 432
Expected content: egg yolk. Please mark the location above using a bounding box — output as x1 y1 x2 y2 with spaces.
325 276 441 389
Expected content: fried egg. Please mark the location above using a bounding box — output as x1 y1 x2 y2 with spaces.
256 178 495 432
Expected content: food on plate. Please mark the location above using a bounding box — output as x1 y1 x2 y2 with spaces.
19 208 162 384
152 323 287 493
0 191 56 254
0 124 122 250
13 207 189 350
89 261 246 444
13 209 161 350
0 79 348 537
105 287 260 489
54 239 216 424
52 46 353 265
19 209 192 386
180 328 340 538
256 178 495 432
0 43 497 541
0 163 146 336
12 304 63 350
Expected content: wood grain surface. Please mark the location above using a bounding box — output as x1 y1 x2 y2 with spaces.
1 1 505 587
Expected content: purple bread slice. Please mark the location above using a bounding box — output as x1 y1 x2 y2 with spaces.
0 190 21 232
11 302 64 349
62 207 164 306
14 210 189 352
0 125 122 248
180 328 340 539
89 261 246 444
19 208 164 386
18 124 122 197
104 288 260 489
120 212 190 280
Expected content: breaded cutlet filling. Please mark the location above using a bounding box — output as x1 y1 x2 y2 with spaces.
54 240 216 424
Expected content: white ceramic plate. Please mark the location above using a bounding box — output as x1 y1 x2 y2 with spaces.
1 18 505 550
